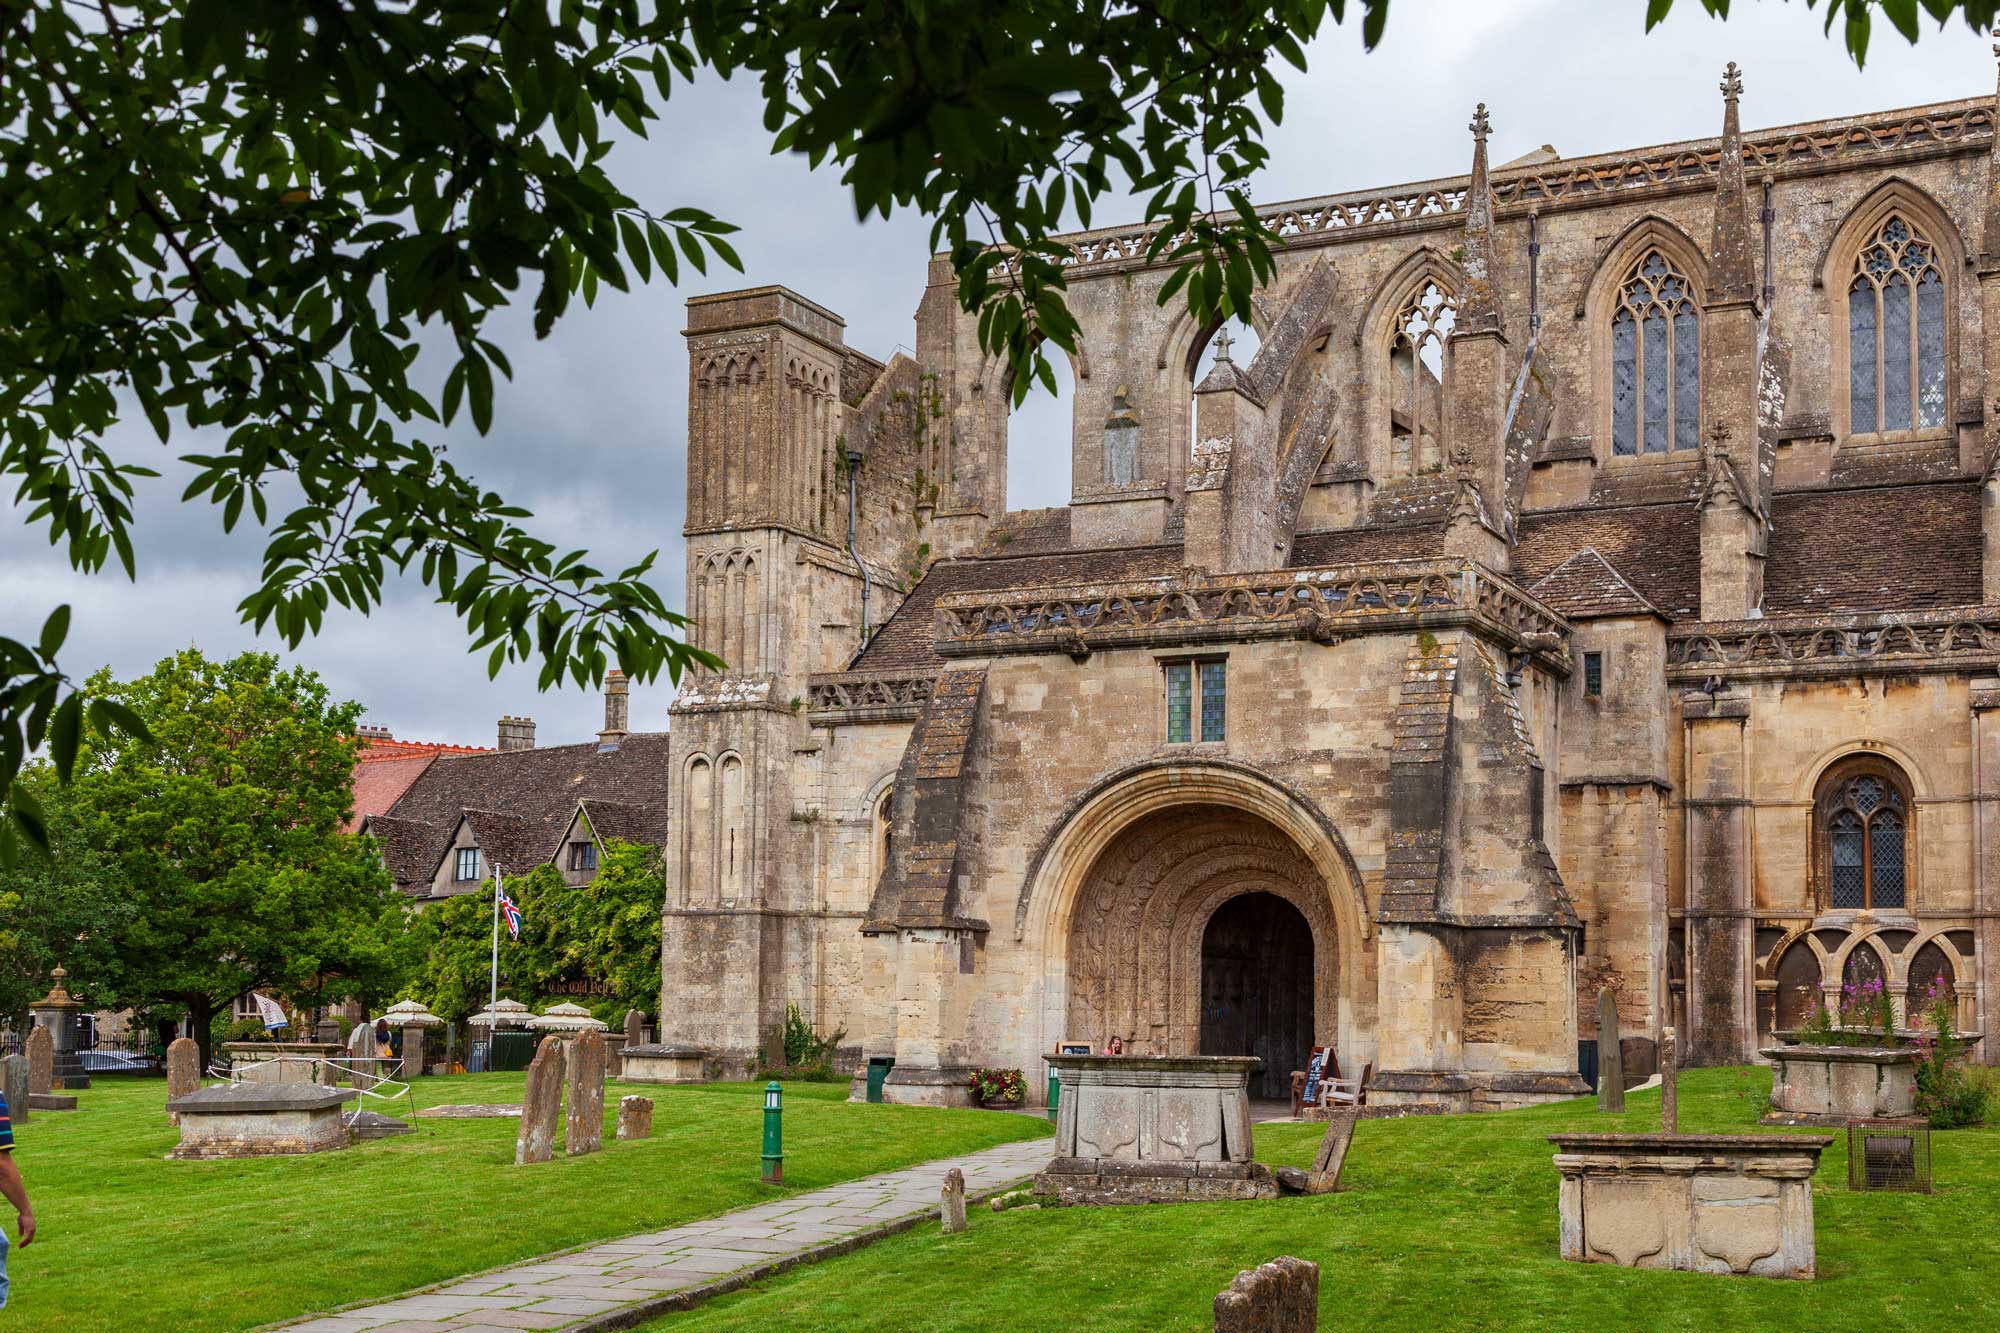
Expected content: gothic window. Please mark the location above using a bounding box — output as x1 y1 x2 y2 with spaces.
1847 215 1947 436
1906 940 1956 1018
1774 941 1823 1034
1816 759 1911 912
1388 282 1456 477
1610 250 1699 457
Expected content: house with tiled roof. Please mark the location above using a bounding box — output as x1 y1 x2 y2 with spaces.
662 68 2000 1109
343 726 494 832
362 673 668 901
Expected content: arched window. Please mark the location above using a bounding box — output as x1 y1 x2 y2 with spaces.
1907 940 1956 1019
1388 282 1456 477
1610 250 1699 457
1847 215 1946 437
1816 759 1911 911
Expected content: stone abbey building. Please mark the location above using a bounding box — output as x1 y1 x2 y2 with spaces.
664 66 2000 1108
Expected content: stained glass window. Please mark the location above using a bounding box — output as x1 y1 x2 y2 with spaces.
1820 765 1909 911
1165 663 1192 743
1389 281 1457 477
1609 249 1698 456
1199 661 1227 742
1848 215 1945 436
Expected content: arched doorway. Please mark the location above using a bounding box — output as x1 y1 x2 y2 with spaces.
1062 804 1338 1090
1200 892 1313 1099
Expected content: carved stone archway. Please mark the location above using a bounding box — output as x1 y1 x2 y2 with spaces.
1064 804 1337 1063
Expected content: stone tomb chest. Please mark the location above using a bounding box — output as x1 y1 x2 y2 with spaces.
1549 1133 1831 1279
617 1044 708 1084
1761 1045 1919 1122
166 1083 357 1160
1035 1055 1276 1204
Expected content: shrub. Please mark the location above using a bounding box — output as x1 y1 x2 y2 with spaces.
756 1003 848 1081
969 1068 1025 1103
1913 982 1990 1129
222 1016 271 1044
1796 975 1898 1047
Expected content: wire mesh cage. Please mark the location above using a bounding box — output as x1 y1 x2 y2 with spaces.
1847 1119 1932 1193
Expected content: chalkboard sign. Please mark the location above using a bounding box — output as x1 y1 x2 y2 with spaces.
1301 1047 1328 1107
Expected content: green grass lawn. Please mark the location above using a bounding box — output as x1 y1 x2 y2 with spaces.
646 1067 2000 1332
4 1072 1050 1333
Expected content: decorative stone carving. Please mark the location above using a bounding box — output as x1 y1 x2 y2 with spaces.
1212 1255 1319 1332
1550 1134 1830 1278
616 1095 653 1140
515 1035 566 1165
1668 608 2000 681
1102 387 1141 486
565 1030 606 1156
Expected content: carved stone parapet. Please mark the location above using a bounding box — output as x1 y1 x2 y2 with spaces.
805 669 937 723
1669 606 2000 682
669 672 782 714
933 558 1571 671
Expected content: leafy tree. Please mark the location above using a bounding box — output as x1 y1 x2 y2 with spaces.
67 648 406 1068
2 0 1986 858
0 766 133 1028
404 888 510 1024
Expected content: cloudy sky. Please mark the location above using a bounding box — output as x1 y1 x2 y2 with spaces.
3 1 1992 750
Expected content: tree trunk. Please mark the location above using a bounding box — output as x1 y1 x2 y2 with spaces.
189 997 219 1075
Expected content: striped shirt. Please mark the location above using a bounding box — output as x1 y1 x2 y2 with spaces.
0 1088 12 1150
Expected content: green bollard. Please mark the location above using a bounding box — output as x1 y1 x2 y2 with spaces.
761 1081 783 1183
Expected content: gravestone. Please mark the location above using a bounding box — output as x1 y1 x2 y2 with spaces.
345 1019 375 1089
166 1037 199 1122
1660 1026 1679 1135
941 1167 967 1234
168 1084 356 1159
516 1035 566 1165
403 1026 427 1078
1310 1110 1358 1193
624 1009 645 1047
25 1026 53 1096
616 1095 653 1140
565 1030 607 1156
1212 1255 1319 1332
2 1056 27 1125
1596 988 1624 1113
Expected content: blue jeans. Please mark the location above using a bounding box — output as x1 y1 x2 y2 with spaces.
1 1221 11 1308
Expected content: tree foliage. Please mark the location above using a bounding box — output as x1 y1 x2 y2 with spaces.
0 766 134 1026
60 648 405 1066
2 0 1988 859
405 840 663 1025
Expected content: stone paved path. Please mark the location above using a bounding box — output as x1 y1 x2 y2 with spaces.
276 1135 1054 1332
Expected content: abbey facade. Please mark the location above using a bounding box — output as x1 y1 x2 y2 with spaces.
663 66 2000 1109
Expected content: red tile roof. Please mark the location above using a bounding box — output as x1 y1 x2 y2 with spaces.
346 754 439 832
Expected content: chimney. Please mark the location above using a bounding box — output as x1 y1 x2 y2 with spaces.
355 723 394 746
497 716 536 752
599 669 630 745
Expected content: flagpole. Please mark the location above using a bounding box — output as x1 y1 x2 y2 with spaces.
489 865 502 1063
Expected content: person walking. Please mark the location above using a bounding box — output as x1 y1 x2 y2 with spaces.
0 1086 37 1308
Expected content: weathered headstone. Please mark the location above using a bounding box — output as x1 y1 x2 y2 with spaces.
345 1019 375 1089
25 1025 53 1096
1660 1025 1679 1136
1595 987 1624 1113
1212 1255 1319 1332
403 1026 427 1078
616 1095 653 1140
624 1008 646 1047
1309 1110 1357 1193
941 1167 967 1234
516 1035 566 1165
2 1056 28 1125
565 1030 606 1156
166 1037 199 1122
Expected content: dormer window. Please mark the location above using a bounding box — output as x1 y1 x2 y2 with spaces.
568 841 598 872
455 847 481 882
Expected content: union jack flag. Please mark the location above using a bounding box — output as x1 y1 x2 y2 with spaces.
499 884 523 939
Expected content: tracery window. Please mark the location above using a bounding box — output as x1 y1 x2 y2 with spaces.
1847 215 1946 436
1816 762 1909 911
1388 282 1456 477
1610 250 1699 457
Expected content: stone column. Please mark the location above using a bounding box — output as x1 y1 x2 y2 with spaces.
1682 686 1755 1067
1973 680 2000 1052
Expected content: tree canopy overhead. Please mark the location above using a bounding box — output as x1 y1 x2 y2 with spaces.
2 0 1990 860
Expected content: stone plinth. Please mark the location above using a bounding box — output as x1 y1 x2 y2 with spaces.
617 1043 708 1084
223 1041 345 1085
1761 1046 1919 1123
616 1095 653 1139
1550 1133 1831 1279
167 1084 357 1160
1034 1055 1275 1205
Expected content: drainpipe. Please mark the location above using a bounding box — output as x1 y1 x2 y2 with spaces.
1527 211 1542 338
845 444 871 660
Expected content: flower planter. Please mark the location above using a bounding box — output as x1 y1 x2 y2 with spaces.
979 1096 1024 1111
1761 1044 1919 1122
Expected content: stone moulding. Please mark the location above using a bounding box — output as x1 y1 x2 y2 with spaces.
1550 1133 1832 1279
1035 1055 1276 1205
1761 1044 1920 1123
1000 98 1991 278
1666 605 2000 682
933 558 1570 671
804 669 937 724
